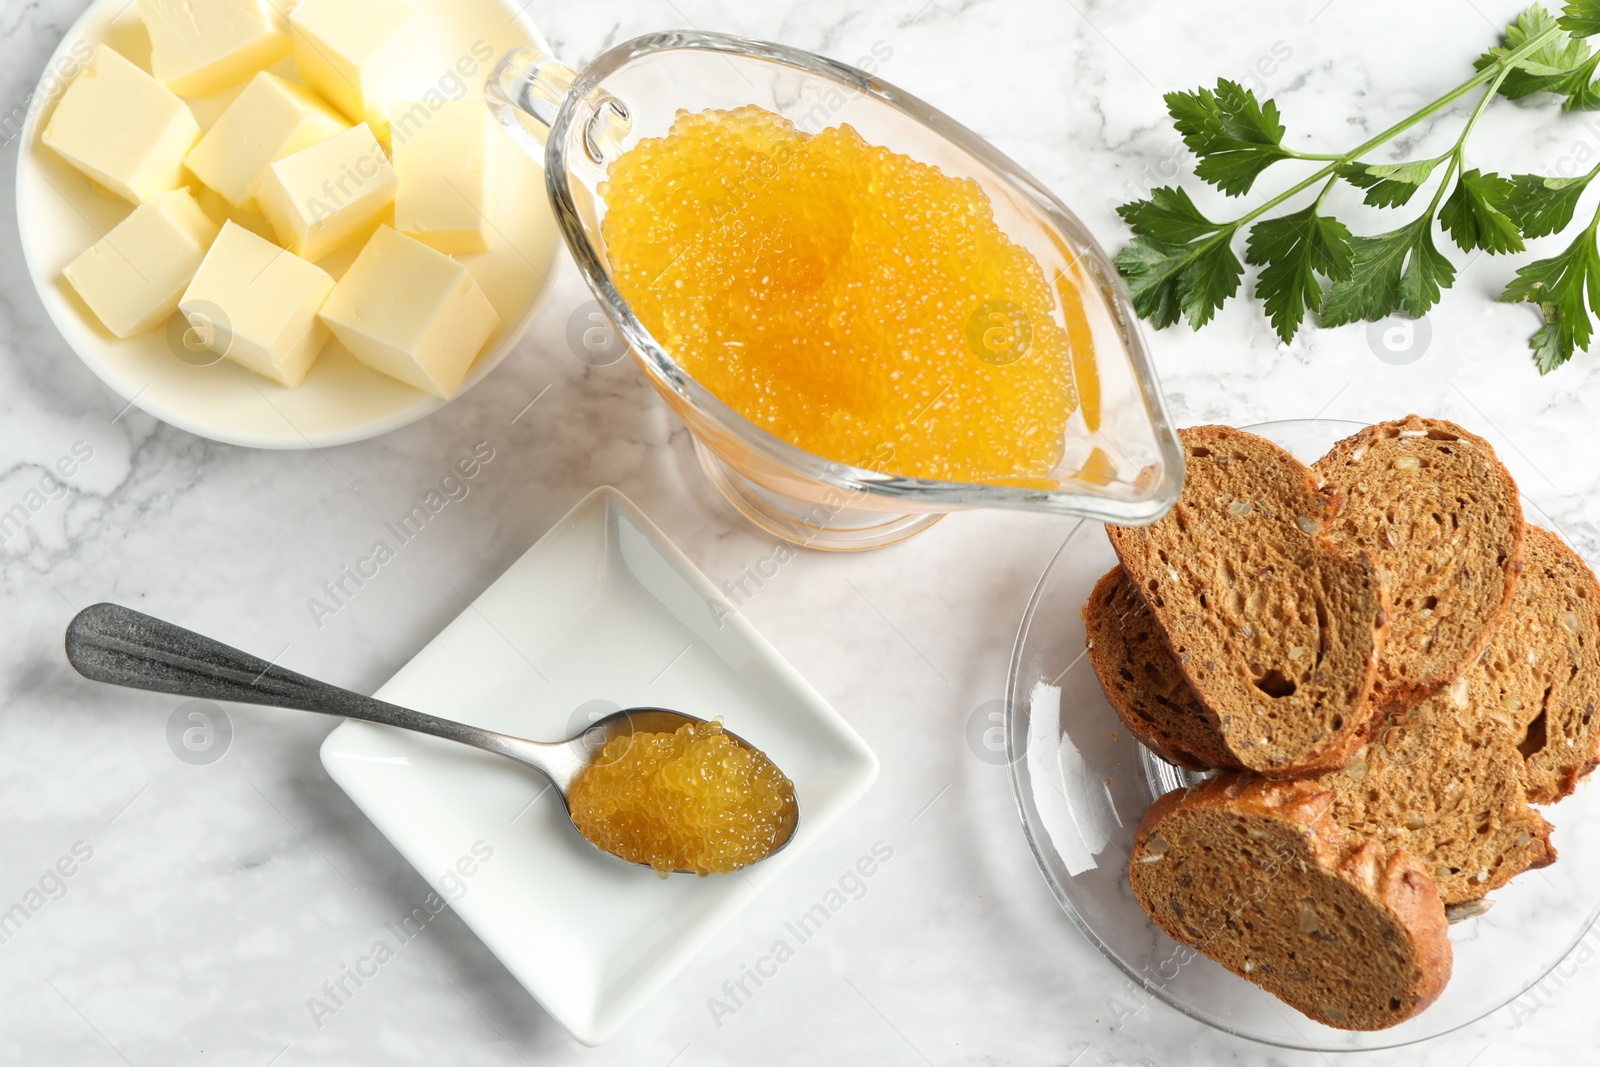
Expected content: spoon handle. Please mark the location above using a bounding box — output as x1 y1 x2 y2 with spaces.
64 603 536 761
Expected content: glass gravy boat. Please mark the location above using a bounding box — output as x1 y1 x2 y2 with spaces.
486 31 1183 550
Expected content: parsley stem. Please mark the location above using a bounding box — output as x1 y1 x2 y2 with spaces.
1456 67 1514 157
1411 59 1516 218
1227 22 1565 230
1427 154 1460 216
1313 174 1339 208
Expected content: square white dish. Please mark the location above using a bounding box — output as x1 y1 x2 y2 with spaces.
320 487 878 1044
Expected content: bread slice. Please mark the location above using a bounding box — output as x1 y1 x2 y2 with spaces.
1084 566 1239 770
1470 525 1600 803
1317 689 1555 904
1107 426 1390 776
1128 775 1450 1030
1313 416 1524 706
1087 561 1555 903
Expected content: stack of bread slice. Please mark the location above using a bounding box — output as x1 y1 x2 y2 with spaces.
1091 417 1600 1031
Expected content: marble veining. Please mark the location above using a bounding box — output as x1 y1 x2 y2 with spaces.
2 0 1598 1064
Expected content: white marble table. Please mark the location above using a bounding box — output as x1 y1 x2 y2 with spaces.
4 0 1599 1063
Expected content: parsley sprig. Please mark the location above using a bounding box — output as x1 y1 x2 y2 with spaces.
1115 1 1600 372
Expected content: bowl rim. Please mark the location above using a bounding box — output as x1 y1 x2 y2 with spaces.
542 29 1185 522
1001 415 1600 1050
13 0 560 450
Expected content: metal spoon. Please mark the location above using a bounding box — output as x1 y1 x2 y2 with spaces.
63 603 799 872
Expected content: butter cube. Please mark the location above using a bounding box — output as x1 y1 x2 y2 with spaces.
180 220 334 386
392 99 496 254
152 187 222 247
42 45 200 204
185 72 349 211
289 0 423 142
138 0 292 98
63 188 219 338
255 123 397 262
320 226 499 397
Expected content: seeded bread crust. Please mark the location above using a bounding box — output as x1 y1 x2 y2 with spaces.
1128 775 1451 1030
1470 525 1600 803
1107 426 1390 776
1084 567 1240 771
1312 416 1524 706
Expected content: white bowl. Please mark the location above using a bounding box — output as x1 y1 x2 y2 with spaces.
15 0 561 448
320 487 880 1044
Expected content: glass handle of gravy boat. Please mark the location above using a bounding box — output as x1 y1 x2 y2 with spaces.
485 46 631 165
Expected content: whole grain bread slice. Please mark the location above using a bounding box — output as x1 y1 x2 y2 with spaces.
1316 688 1555 904
1128 775 1450 1030
1313 416 1524 706
1087 558 1554 902
1107 426 1390 776
1470 525 1600 803
1085 566 1239 770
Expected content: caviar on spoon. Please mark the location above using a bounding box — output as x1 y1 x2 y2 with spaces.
64 604 799 875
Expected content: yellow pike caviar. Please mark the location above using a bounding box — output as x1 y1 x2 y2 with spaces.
567 719 796 876
600 106 1081 483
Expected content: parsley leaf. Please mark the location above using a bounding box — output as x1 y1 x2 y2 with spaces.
1479 5 1596 100
1563 52 1600 107
1116 186 1224 243
1503 172 1597 236
1501 225 1600 370
1440 169 1526 253
1529 308 1575 371
1321 214 1457 326
1114 2 1600 367
1559 0 1600 38
1244 206 1354 342
1337 159 1445 208
1165 79 1292 196
1115 231 1244 331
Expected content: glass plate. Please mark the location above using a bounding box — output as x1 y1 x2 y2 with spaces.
1003 418 1600 1051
